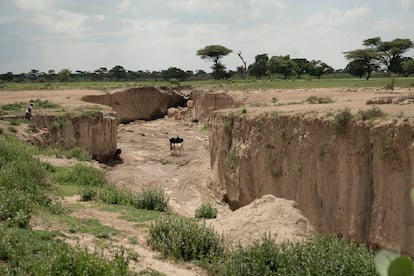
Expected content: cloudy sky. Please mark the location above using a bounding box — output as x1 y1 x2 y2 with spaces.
1 0 414 74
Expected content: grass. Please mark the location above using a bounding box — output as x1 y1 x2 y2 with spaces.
0 99 61 116
0 227 132 275
208 235 376 276
1 77 414 91
57 215 120 237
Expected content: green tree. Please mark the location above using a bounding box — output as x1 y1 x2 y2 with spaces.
402 58 414 76
378 38 414 75
343 49 381 80
292 58 310 79
345 60 366 78
307 60 333 79
109 65 126 81
162 67 188 81
57 69 71 82
267 55 297 79
363 37 413 75
248 54 269 78
196 45 232 80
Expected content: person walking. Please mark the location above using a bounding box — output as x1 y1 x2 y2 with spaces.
25 103 33 120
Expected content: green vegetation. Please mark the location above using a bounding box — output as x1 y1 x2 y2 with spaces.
331 109 353 135
147 216 225 261
99 186 170 212
1 76 414 91
195 203 217 219
0 136 52 227
357 106 386 121
209 235 376 276
0 99 60 116
378 140 399 162
0 227 131 275
306 95 334 104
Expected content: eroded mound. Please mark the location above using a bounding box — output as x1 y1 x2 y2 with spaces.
209 194 315 247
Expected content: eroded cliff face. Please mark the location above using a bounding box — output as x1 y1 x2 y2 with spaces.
190 90 241 121
31 112 117 161
82 87 185 123
209 110 414 256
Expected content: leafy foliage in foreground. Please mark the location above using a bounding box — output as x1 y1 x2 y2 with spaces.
208 235 376 276
147 216 225 261
0 227 132 275
0 136 52 227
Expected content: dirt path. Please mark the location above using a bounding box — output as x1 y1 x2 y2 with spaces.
105 118 229 217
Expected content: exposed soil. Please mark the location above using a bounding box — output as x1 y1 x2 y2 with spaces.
2 86 414 274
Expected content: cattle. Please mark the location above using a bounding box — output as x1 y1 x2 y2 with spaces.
169 137 184 155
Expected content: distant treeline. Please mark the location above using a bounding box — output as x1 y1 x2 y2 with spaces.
1 65 411 84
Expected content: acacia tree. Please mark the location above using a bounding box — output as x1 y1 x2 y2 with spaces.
196 45 232 79
343 48 381 80
362 37 413 76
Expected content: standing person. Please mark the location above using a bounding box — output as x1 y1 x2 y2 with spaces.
25 103 33 120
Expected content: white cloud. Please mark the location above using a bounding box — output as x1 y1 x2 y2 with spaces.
15 0 53 11
401 0 414 11
372 18 404 33
305 5 370 30
34 11 105 36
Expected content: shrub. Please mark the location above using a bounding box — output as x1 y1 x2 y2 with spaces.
81 187 97 201
306 96 334 104
132 187 169 212
357 106 385 121
331 109 352 135
147 217 225 261
195 203 217 219
209 235 376 276
98 186 170 213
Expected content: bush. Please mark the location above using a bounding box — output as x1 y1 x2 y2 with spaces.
331 109 353 135
209 235 376 276
147 217 225 261
195 203 217 219
357 106 385 121
98 186 169 212
80 187 97 201
132 187 169 212
306 96 334 104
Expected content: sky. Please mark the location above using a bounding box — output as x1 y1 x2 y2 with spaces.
1 0 414 74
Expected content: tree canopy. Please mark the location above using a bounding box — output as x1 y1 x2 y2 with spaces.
196 45 232 79
196 45 232 65
346 37 414 78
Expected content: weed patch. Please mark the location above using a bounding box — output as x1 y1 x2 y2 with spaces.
331 109 352 135
208 235 376 276
195 203 217 219
306 95 334 104
0 227 132 275
357 106 385 121
147 217 225 261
